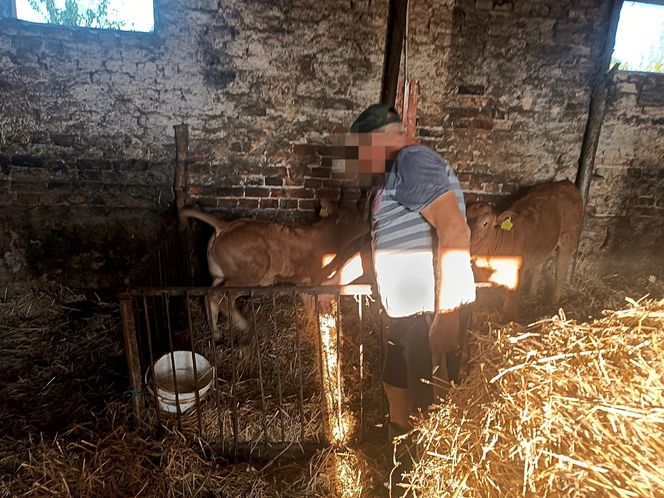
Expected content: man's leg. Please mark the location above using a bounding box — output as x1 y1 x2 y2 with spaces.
445 304 471 383
383 382 410 430
382 316 431 497
382 317 411 430
403 316 434 413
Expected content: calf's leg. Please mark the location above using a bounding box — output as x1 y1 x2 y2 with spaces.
525 262 545 298
553 235 577 301
209 290 249 342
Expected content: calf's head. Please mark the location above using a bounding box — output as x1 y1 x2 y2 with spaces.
466 202 497 249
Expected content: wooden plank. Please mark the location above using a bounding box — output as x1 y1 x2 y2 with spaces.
119 298 143 418
380 0 409 107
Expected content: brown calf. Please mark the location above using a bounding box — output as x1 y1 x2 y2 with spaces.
466 180 583 319
179 207 369 335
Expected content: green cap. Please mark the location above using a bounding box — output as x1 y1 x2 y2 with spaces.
350 104 401 133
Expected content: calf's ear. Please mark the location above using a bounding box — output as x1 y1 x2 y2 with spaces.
495 210 516 225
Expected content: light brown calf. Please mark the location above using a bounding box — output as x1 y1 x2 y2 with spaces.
466 180 583 320
179 207 368 335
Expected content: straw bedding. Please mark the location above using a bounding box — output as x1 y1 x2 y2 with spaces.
1 270 661 497
154 292 384 448
407 294 664 498
0 285 386 497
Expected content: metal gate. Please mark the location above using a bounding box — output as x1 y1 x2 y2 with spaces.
119 225 383 462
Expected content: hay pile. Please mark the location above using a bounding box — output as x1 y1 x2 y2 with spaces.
408 298 664 498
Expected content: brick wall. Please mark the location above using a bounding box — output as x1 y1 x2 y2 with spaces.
0 0 386 289
407 0 611 200
582 71 664 271
0 0 662 289
405 0 661 271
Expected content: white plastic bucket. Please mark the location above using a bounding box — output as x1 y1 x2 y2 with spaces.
146 351 214 414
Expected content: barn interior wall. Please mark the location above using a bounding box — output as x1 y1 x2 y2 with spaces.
409 0 611 189
584 71 664 273
0 0 387 290
404 0 662 274
0 0 661 290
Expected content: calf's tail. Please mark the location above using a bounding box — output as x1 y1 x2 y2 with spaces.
179 208 228 233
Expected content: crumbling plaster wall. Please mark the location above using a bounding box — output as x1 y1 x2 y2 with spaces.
0 0 387 289
406 0 662 273
0 0 662 290
408 0 611 194
585 72 664 272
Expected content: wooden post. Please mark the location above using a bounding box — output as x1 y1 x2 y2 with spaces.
572 0 622 277
575 0 623 207
380 0 409 107
173 124 189 229
403 80 419 143
120 297 143 418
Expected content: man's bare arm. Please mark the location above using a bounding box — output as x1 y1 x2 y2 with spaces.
421 190 475 313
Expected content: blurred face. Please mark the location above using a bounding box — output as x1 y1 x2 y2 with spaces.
332 125 405 186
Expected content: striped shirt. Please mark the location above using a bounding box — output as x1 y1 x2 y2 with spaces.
372 145 466 318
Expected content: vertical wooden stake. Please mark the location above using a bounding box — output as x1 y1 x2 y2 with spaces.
575 0 623 207
173 124 189 230
120 297 143 419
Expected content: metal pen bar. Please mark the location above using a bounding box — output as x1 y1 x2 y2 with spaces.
334 290 343 440
313 292 329 445
120 284 373 299
142 295 161 427
185 291 203 436
164 296 183 431
250 291 270 449
379 309 388 420
226 291 239 460
205 442 324 463
204 292 224 453
120 298 142 418
271 291 286 442
131 299 145 376
358 295 364 442
292 292 305 443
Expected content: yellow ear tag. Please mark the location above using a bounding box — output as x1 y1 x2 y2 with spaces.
320 207 329 218
500 217 513 231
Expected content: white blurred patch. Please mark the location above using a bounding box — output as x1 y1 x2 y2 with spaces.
437 250 477 311
474 255 523 290
374 249 437 317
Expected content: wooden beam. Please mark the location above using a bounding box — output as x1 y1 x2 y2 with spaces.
380 0 408 107
173 124 189 227
120 298 143 419
575 0 623 207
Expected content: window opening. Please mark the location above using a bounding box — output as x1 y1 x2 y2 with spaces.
13 0 154 32
612 1 664 73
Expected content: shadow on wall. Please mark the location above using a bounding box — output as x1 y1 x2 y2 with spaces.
0 207 172 292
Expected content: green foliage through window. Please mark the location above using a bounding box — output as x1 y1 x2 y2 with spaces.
27 0 123 29
613 2 664 74
14 0 154 32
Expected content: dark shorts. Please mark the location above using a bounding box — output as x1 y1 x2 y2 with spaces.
381 308 471 411
381 314 433 411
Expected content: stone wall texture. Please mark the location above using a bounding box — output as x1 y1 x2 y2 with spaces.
584 71 664 271
0 0 662 289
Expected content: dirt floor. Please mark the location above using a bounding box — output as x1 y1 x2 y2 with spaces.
1 267 662 497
